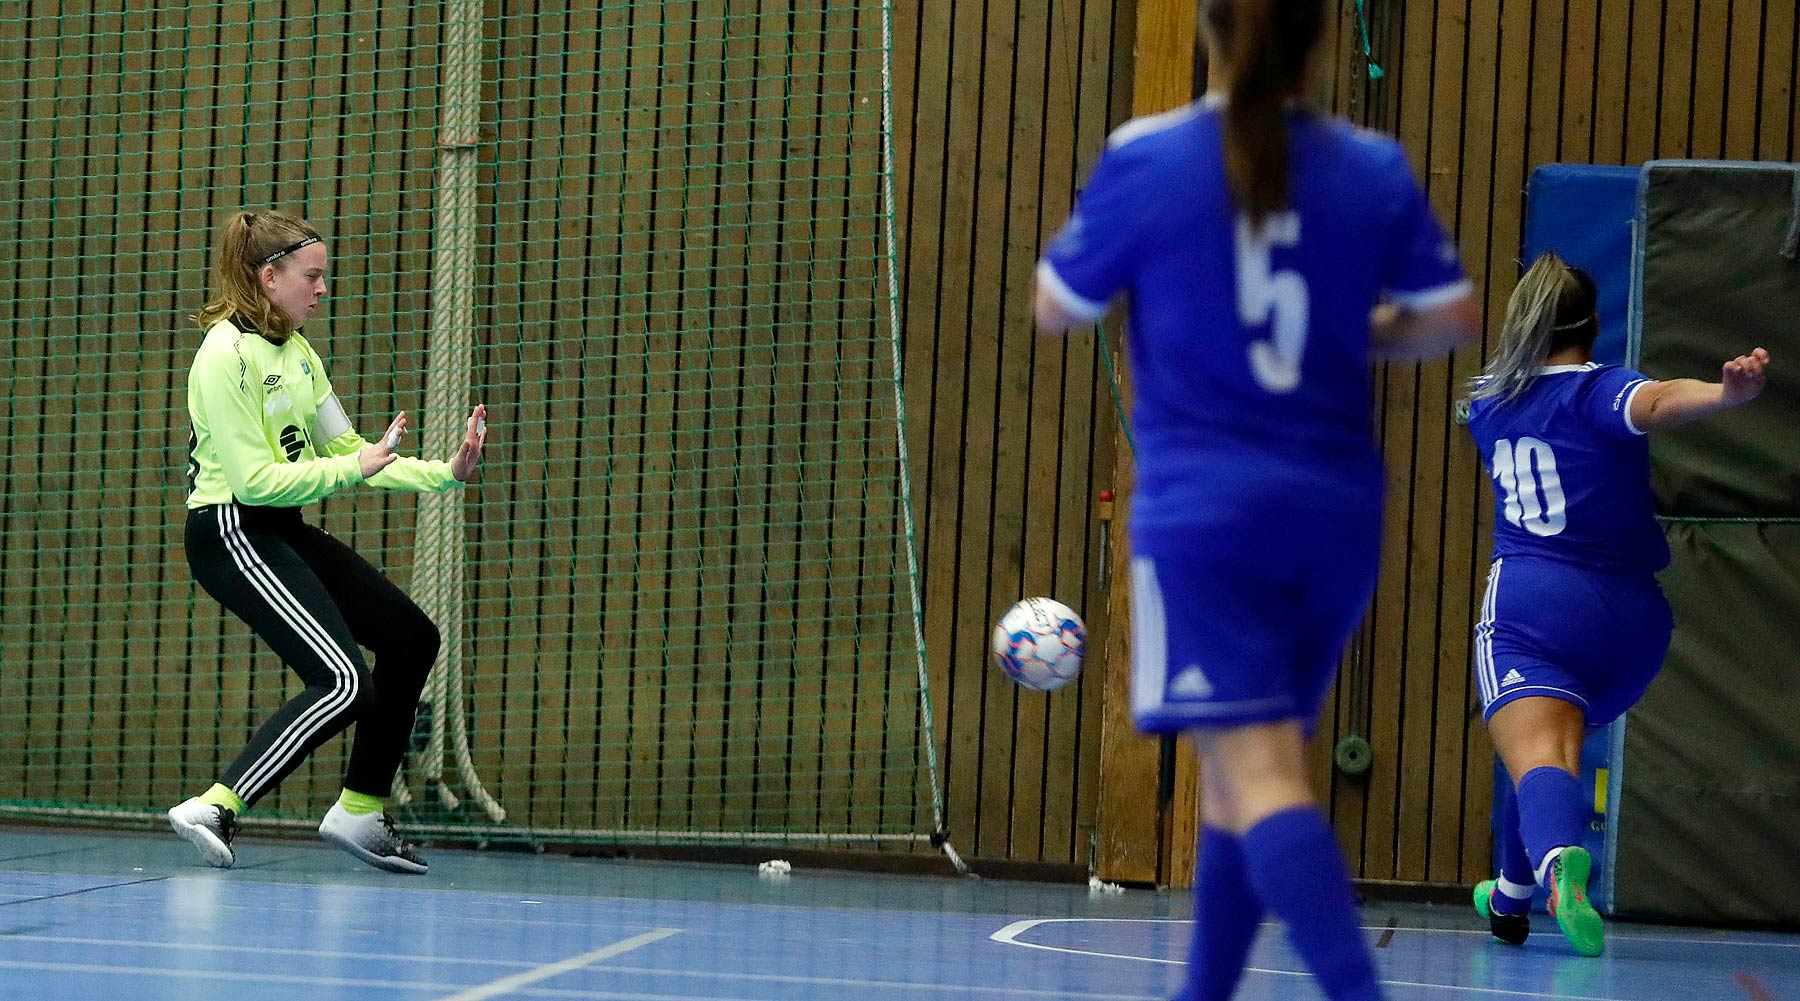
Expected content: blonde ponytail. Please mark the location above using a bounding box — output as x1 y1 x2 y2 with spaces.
1470 253 1597 403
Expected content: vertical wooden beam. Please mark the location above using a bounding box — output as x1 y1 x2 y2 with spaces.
1160 0 1209 890
1095 0 1197 885
1134 0 1202 113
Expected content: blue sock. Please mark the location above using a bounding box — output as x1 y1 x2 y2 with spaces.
1179 827 1263 1001
1516 766 1587 884
1489 780 1534 916
1241 807 1382 1001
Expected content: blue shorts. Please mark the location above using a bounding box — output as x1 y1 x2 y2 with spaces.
1130 482 1381 733
1475 556 1673 725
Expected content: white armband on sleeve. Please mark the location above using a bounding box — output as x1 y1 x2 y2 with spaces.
312 393 354 441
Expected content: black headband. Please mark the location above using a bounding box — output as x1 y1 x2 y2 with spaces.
260 236 321 266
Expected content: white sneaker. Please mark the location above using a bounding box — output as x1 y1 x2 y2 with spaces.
168 797 239 868
319 803 428 874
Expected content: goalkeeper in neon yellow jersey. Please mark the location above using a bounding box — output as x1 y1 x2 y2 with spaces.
168 208 489 874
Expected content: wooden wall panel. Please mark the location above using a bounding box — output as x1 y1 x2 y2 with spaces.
1296 0 1800 890
893 0 1134 865
0 6 25 805
4 0 1795 875
0 0 986 847
1095 0 1188 887
1141 0 1798 888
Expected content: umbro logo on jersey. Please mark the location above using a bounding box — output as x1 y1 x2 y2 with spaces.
1170 665 1214 699
263 374 281 387
1501 669 1526 687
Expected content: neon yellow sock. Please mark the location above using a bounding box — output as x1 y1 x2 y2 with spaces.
198 783 246 815
337 789 385 816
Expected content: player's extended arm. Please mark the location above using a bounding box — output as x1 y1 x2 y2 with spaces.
307 346 462 492
1036 282 1097 336
1628 348 1770 432
1369 295 1482 362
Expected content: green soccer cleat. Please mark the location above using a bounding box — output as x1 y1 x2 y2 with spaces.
1547 848 1604 957
1473 879 1531 946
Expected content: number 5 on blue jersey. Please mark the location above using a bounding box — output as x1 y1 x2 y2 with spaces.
1237 214 1308 393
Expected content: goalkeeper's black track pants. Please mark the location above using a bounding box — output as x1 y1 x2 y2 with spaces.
184 502 438 806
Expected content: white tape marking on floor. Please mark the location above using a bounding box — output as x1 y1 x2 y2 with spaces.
433 928 682 1001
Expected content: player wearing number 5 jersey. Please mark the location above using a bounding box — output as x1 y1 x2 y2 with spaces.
1035 3 1479 999
1466 253 1770 956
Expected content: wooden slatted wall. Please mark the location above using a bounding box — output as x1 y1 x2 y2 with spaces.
888 0 1136 865
892 0 1798 877
3 0 1795 876
1275 0 1799 888
0 2 445 817
0 1 932 840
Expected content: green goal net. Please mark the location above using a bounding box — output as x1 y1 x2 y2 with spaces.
0 1 947 855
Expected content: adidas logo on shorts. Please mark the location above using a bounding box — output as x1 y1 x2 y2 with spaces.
1170 665 1214 699
1501 669 1526 687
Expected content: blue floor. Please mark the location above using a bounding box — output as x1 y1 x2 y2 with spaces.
1 827 1794 1000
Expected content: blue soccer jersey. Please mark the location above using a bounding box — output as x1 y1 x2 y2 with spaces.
1039 98 1468 731
1466 363 1670 574
1038 97 1469 527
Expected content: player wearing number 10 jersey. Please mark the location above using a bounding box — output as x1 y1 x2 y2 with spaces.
1034 3 1479 998
1465 253 1770 957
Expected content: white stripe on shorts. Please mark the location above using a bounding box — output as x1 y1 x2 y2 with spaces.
216 504 362 801
1130 557 1169 721
1475 558 1504 706
1476 558 1504 709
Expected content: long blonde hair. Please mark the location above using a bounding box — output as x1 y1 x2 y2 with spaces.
1470 252 1599 403
191 210 322 344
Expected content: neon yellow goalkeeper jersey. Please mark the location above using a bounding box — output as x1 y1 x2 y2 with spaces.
185 317 461 509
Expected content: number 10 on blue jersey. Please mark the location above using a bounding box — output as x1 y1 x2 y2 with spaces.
1492 437 1567 537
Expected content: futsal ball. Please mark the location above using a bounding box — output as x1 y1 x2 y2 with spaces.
992 597 1087 692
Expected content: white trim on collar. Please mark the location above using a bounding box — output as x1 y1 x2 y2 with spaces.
1199 92 1311 111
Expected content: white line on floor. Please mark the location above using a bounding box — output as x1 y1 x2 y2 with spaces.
988 915 1800 949
0 934 1163 1000
0 933 535 967
0 961 799 1000
433 928 682 1001
989 919 1632 1001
